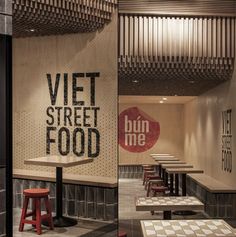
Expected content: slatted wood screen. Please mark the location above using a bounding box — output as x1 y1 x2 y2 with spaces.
119 15 235 59
119 14 236 95
13 0 117 37
119 0 236 17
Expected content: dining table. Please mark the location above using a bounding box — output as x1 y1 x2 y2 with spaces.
165 168 204 196
153 157 179 161
165 167 204 216
154 158 180 178
140 219 236 236
136 196 204 219
150 154 172 157
161 164 193 193
24 155 93 227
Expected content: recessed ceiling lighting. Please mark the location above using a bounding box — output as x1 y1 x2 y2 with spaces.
163 97 167 101
132 80 139 83
189 80 195 84
160 100 164 104
30 29 35 32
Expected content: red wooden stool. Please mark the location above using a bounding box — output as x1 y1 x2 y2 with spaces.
144 175 160 190
147 179 164 197
119 230 127 237
19 188 54 235
143 170 155 185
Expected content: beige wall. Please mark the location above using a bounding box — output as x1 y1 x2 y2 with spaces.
184 61 236 187
13 14 117 178
119 103 184 164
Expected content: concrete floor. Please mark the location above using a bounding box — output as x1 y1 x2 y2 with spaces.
13 209 117 237
119 179 212 237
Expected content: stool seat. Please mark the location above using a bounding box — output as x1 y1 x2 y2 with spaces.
143 167 154 171
146 175 160 179
151 186 168 192
142 165 153 168
23 188 49 197
119 230 127 237
146 179 164 197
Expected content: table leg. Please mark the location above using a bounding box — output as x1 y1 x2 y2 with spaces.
163 211 171 220
182 173 186 196
158 165 161 177
164 172 168 187
170 174 173 195
43 167 77 227
174 174 179 196
173 173 196 216
56 167 63 218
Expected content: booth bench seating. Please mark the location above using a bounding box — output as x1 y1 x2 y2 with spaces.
13 169 118 222
187 173 236 219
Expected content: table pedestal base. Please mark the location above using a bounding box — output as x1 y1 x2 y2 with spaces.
43 216 78 227
163 211 172 220
173 210 197 216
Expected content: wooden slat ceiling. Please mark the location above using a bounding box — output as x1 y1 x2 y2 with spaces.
13 0 117 37
119 0 236 16
118 1 236 96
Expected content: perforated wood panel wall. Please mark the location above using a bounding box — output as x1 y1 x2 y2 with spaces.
13 14 117 178
119 14 236 95
13 0 117 37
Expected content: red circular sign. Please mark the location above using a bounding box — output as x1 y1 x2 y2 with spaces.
119 107 160 153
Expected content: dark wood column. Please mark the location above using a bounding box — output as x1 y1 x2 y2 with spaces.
0 0 12 236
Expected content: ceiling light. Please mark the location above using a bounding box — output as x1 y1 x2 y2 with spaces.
160 100 164 104
163 97 167 101
189 80 195 84
132 79 139 83
30 29 35 32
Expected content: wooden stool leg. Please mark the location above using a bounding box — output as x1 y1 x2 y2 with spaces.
32 199 36 227
44 196 54 230
35 198 42 235
19 196 29 232
147 182 151 197
143 173 146 185
145 179 149 190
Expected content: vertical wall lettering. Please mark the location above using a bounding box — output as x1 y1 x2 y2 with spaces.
222 109 232 172
46 72 100 157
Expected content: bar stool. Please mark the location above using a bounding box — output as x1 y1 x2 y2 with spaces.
144 175 160 190
143 170 155 185
119 230 127 237
151 186 168 197
146 179 163 197
19 188 54 235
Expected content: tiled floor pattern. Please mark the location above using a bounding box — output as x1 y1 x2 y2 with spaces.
141 220 236 236
119 179 209 237
13 208 117 237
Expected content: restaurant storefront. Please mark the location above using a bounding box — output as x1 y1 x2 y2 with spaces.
0 0 236 237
